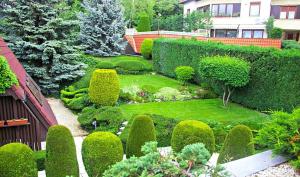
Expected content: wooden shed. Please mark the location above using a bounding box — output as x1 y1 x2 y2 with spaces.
0 38 57 150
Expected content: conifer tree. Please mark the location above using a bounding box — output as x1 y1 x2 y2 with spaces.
0 0 86 94
78 0 127 57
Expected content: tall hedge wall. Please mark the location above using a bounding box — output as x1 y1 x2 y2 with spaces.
153 38 300 112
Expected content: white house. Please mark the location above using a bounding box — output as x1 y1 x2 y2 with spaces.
181 0 300 41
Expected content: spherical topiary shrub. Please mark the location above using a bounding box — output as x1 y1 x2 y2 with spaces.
141 39 153 60
0 143 37 177
126 115 156 158
171 120 215 153
175 66 195 85
218 125 255 163
82 132 123 177
45 125 79 177
88 69 120 106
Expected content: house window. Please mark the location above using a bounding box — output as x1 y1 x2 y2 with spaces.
212 4 238 17
197 5 210 13
280 6 296 19
215 29 237 38
250 2 260 16
242 30 264 38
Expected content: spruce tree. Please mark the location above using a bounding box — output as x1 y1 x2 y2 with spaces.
78 0 127 57
0 0 86 94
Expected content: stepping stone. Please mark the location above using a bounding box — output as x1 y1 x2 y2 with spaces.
119 127 125 130
117 132 122 135
122 121 128 126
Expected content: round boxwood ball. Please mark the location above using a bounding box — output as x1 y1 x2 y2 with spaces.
218 125 254 163
171 120 215 153
89 69 120 106
0 143 37 177
45 125 79 177
126 115 156 158
82 132 123 177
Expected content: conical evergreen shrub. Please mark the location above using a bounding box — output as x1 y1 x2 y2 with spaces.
171 120 215 153
218 125 255 163
126 115 156 157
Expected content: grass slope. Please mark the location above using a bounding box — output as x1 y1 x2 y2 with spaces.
119 99 267 123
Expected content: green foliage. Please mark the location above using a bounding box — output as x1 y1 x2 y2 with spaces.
126 115 156 158
171 120 215 153
96 61 115 69
82 132 123 177
0 56 18 94
255 108 300 169
60 87 90 110
282 40 300 50
265 17 274 37
0 143 37 177
137 12 151 32
218 125 254 163
89 69 120 106
153 87 192 101
270 27 283 39
195 88 217 99
45 125 79 177
184 11 212 32
153 38 300 112
115 60 147 74
175 66 195 85
103 142 229 177
1 0 86 94
120 114 179 149
152 14 184 31
141 39 154 59
78 106 125 133
34 150 46 171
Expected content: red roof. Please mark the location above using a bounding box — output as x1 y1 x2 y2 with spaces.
0 38 57 126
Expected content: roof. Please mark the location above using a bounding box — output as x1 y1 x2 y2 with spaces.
0 38 57 127
180 0 194 4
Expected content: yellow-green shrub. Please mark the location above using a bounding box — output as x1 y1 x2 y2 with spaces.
141 39 153 59
88 69 120 106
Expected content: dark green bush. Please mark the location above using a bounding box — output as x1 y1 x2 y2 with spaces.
34 150 46 171
270 27 283 39
175 66 195 85
141 39 154 59
195 88 218 99
78 106 125 133
115 60 146 74
82 132 123 177
60 87 90 110
0 143 37 177
45 125 79 177
0 56 18 94
153 38 300 112
96 61 115 69
126 115 156 158
282 40 300 50
137 12 150 32
171 120 215 153
218 125 255 163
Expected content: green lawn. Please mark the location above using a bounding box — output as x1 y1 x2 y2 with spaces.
119 99 268 123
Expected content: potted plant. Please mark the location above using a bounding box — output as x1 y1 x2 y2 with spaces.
7 118 28 127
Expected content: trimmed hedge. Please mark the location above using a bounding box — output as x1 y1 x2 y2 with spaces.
96 61 115 69
218 125 254 163
137 12 151 32
141 39 154 59
115 60 146 74
126 115 156 158
82 132 123 177
0 143 37 177
0 56 18 94
45 125 79 177
153 38 300 112
89 69 120 106
171 120 215 153
34 150 46 171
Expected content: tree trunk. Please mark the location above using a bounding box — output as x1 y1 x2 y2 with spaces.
222 86 227 107
225 87 234 106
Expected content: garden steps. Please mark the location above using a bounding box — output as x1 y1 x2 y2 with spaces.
223 150 287 177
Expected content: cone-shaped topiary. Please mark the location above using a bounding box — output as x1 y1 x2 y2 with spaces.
0 143 37 177
171 120 215 153
82 132 123 177
45 125 79 177
89 69 120 106
137 12 151 32
141 39 153 60
218 125 255 163
126 115 156 158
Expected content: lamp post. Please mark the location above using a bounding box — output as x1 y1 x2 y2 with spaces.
157 13 161 35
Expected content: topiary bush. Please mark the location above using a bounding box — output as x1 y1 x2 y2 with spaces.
89 69 120 106
175 66 195 85
96 61 115 69
270 27 283 39
34 150 46 171
141 38 153 60
0 56 18 94
82 132 123 177
0 143 37 177
137 12 151 32
171 120 215 153
218 125 254 163
45 125 79 177
115 60 146 74
126 115 156 158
